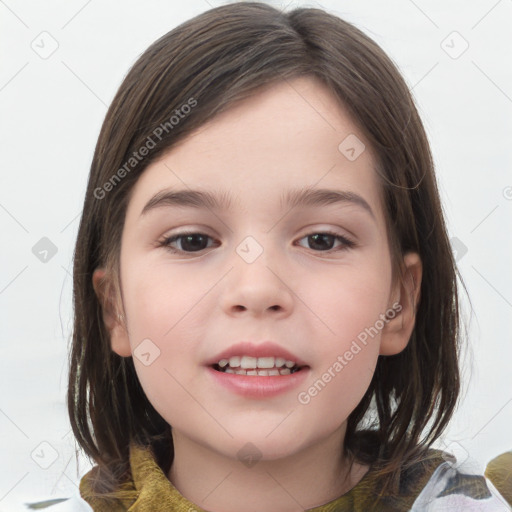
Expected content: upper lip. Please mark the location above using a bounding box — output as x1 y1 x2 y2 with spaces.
206 341 308 367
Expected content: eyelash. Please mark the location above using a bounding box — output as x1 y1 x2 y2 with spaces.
157 230 356 255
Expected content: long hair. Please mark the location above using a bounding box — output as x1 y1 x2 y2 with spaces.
68 1 462 501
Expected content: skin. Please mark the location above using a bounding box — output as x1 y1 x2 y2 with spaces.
93 76 422 512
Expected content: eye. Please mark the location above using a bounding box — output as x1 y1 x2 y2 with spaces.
159 232 217 253
295 231 355 252
158 230 356 255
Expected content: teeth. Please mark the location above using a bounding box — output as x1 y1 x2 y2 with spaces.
220 367 296 376
214 354 303 376
229 356 241 368
217 355 297 370
256 357 274 369
240 356 257 369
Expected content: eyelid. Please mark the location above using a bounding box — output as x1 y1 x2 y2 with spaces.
158 227 357 255
158 231 218 252
294 230 356 251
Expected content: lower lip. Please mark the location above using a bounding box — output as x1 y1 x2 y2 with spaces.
206 366 310 398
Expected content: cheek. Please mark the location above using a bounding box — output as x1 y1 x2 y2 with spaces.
293 262 389 407
294 271 387 427
121 260 212 343
293 349 378 448
119 261 214 421
302 260 392 349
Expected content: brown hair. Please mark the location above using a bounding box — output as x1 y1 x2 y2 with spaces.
68 1 462 503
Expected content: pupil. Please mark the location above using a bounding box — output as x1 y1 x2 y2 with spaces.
182 234 207 252
309 233 334 251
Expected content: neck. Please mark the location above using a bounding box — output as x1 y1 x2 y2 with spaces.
167 425 368 512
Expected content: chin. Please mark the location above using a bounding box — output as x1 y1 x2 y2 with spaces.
229 432 310 462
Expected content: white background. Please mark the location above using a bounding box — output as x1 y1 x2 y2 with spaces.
1 0 511 509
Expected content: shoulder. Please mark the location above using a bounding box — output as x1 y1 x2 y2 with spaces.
410 453 512 511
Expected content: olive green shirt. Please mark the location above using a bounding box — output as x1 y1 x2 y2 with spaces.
76 442 511 511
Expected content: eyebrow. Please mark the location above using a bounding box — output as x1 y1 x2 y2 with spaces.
140 187 375 219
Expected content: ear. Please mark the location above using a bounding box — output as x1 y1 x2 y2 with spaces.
379 252 422 356
92 268 132 357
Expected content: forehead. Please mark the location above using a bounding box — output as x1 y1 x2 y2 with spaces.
125 76 384 223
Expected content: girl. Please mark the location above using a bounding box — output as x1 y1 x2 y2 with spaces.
64 2 510 511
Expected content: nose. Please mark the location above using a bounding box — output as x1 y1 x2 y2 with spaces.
220 242 295 318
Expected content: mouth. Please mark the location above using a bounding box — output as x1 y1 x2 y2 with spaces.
211 355 306 376
207 355 310 398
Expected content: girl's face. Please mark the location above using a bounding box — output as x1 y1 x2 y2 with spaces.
99 76 419 464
